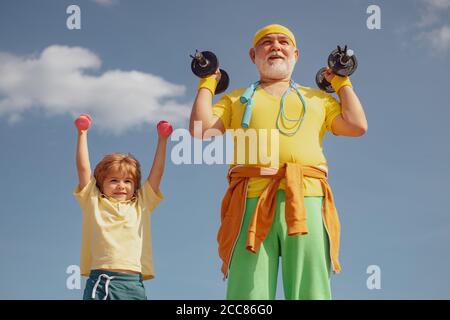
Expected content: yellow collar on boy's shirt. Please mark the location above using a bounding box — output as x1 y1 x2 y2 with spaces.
100 193 137 204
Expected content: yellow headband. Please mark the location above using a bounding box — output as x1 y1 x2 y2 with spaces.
253 24 297 48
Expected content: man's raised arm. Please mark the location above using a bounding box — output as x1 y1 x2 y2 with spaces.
189 70 225 139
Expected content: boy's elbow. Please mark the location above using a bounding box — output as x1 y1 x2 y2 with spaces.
77 165 91 175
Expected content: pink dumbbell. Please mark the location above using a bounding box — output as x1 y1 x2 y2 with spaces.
157 120 173 137
75 114 92 131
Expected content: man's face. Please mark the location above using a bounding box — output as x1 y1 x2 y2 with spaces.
251 33 299 80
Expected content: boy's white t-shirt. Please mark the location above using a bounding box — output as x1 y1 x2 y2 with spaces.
74 177 163 280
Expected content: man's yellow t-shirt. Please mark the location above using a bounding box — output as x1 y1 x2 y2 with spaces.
74 177 163 280
212 84 342 198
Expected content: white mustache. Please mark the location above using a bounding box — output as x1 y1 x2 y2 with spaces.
267 52 285 60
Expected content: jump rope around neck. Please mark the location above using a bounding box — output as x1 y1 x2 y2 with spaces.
240 80 307 137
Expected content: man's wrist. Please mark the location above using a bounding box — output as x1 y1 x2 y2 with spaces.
331 75 353 94
198 75 218 95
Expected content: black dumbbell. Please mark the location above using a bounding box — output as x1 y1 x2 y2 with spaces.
316 45 358 93
190 50 230 95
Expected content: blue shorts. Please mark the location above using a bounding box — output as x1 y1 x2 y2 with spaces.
83 269 147 300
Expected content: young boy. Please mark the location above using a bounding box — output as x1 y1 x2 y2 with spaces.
73 115 172 300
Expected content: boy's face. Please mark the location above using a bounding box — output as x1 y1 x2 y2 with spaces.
102 169 136 201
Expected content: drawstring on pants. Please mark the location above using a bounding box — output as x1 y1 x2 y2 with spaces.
91 274 115 300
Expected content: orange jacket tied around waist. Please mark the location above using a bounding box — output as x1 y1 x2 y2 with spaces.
217 163 341 278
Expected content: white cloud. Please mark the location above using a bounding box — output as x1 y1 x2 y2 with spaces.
412 0 450 54
417 25 450 53
418 0 450 27
424 0 450 9
0 45 191 134
417 10 440 28
91 0 119 6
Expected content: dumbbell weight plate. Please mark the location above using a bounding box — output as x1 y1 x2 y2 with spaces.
315 67 334 93
215 69 229 95
191 51 219 78
327 48 358 77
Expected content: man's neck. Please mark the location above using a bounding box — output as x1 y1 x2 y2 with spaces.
259 78 291 97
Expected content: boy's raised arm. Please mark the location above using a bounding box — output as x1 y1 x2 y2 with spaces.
75 115 92 190
147 121 172 194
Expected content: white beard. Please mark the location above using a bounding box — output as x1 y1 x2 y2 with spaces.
255 53 296 80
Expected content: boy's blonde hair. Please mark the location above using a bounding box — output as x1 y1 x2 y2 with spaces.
94 153 142 193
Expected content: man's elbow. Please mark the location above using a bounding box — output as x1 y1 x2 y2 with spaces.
189 125 203 139
188 125 195 137
353 124 368 137
189 122 207 139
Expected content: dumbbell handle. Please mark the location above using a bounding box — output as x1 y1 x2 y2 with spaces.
340 49 354 64
190 50 209 68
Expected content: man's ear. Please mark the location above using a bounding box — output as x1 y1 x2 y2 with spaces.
249 48 256 64
294 48 299 62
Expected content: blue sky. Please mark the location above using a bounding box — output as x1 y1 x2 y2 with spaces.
1 0 450 299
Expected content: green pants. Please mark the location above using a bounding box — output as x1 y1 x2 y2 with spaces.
83 270 147 300
227 190 332 300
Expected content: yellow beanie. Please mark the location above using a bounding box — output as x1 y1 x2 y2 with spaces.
253 24 297 48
